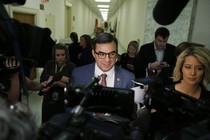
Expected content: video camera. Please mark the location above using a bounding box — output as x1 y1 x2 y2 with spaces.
0 1 54 68
0 0 55 97
0 0 26 5
144 82 210 121
142 80 210 139
37 77 143 140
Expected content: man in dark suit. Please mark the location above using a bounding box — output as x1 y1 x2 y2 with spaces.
71 33 135 89
134 27 176 85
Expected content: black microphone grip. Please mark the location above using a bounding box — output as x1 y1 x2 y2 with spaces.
79 76 101 106
85 76 101 89
71 76 101 115
38 73 63 96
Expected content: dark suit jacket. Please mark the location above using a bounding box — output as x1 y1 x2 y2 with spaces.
134 42 176 79
71 63 135 89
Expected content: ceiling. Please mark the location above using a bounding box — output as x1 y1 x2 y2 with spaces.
81 0 125 20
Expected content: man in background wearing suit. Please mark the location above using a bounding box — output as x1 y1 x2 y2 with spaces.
134 27 176 85
71 33 135 89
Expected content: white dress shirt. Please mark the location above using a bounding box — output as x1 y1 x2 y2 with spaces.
94 63 115 87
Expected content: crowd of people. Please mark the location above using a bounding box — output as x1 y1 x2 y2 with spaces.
1 26 210 140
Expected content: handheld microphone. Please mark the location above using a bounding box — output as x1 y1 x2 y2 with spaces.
153 0 189 25
85 76 101 89
71 76 101 115
130 107 151 136
38 72 63 96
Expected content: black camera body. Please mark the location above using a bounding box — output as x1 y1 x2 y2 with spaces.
0 0 26 5
37 81 142 140
38 112 139 140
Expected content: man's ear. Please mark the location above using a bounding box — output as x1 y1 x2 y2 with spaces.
92 50 96 58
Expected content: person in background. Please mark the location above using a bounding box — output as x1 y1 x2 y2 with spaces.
39 43 76 123
134 27 176 84
37 27 56 68
72 33 135 88
117 40 139 73
174 41 204 58
78 34 94 66
149 46 210 140
92 27 104 41
159 41 205 85
68 32 82 66
172 46 210 101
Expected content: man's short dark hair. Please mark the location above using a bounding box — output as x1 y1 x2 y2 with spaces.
70 32 78 43
92 33 118 51
155 27 170 39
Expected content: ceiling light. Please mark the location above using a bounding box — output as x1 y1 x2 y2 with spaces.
101 12 108 21
97 5 109 8
95 0 110 2
99 8 109 12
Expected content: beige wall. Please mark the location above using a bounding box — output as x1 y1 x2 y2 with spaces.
109 0 147 54
6 0 209 53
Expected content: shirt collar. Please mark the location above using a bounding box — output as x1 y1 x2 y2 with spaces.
94 63 114 78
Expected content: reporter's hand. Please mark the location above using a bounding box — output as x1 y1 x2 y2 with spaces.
60 76 69 84
53 81 68 87
150 61 160 70
126 64 134 70
157 61 168 68
5 57 19 68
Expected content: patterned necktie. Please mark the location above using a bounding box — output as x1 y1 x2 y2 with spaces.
101 74 107 87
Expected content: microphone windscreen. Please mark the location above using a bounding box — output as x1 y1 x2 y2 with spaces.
2 0 26 5
153 0 189 25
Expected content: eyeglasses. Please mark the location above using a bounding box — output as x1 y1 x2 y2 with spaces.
94 51 117 59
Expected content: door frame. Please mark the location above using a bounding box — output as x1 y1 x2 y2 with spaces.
8 5 39 25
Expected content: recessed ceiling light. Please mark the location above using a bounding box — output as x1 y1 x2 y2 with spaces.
95 0 110 2
101 12 108 21
99 9 109 12
97 5 109 8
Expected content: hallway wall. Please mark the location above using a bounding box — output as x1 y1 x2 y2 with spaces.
7 0 101 42
109 0 195 53
109 0 147 54
6 0 210 53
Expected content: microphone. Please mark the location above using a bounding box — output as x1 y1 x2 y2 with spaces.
85 76 101 89
130 107 151 137
153 0 189 25
38 72 63 96
71 76 101 115
45 73 63 88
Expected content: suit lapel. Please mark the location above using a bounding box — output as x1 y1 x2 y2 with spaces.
87 63 96 82
114 66 123 88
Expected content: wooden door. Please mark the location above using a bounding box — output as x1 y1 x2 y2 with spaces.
13 12 35 24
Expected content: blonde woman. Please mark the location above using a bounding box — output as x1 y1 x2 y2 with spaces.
172 46 210 100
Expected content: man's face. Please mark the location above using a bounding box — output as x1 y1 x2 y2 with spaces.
155 35 168 49
92 41 117 72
